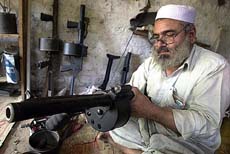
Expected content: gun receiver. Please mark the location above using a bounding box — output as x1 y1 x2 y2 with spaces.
5 85 134 132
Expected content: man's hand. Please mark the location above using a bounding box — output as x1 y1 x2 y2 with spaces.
130 87 154 118
131 87 179 134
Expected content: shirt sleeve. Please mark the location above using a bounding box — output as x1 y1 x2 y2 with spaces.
173 63 230 140
129 57 152 93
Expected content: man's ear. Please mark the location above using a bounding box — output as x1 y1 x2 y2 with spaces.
188 26 196 44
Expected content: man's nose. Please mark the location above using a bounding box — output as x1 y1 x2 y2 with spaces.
154 39 167 47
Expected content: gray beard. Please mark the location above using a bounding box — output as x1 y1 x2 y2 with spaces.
152 38 191 70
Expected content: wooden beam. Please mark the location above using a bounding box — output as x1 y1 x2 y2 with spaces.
18 0 28 100
0 34 19 39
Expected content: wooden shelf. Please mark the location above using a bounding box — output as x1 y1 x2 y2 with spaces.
0 95 22 103
0 76 7 83
0 0 27 100
0 34 19 39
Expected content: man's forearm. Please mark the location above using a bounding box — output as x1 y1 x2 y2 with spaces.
143 102 180 134
130 87 180 134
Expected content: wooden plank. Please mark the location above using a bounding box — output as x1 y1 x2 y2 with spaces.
0 34 19 39
18 0 28 100
26 0 31 99
0 77 6 83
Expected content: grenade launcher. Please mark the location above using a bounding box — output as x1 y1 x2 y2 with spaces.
5 85 134 132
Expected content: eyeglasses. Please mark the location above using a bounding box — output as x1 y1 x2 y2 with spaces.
149 24 188 45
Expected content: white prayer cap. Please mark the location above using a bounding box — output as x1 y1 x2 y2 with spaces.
155 4 196 23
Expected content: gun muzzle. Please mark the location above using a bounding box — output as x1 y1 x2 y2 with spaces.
5 94 112 123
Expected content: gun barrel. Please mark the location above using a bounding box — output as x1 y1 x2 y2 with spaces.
5 94 112 123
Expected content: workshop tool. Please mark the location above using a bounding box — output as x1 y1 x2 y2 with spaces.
129 12 156 37
37 0 61 97
129 0 156 38
121 52 132 85
21 118 60 154
61 4 89 95
21 118 47 134
0 0 17 34
109 31 134 85
28 130 60 154
60 55 82 96
5 85 134 132
99 54 120 90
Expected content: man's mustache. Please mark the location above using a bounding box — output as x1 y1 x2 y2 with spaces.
156 46 170 54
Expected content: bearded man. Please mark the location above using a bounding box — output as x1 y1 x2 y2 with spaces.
98 4 230 154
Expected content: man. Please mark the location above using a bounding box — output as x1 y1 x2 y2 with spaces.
98 4 230 154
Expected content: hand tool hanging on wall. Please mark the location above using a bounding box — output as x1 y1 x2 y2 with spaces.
5 85 134 132
0 0 17 34
99 54 120 90
129 0 156 38
109 31 134 86
37 0 61 97
120 52 132 85
61 4 89 95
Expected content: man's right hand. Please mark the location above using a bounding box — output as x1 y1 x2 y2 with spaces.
130 87 154 118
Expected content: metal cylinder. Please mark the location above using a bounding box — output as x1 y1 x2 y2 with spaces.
63 42 87 57
29 130 59 153
0 12 17 34
5 94 112 123
39 37 61 52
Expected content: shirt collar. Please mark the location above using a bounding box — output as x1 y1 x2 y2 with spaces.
181 44 197 71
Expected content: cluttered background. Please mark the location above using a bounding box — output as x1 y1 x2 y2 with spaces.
0 0 229 154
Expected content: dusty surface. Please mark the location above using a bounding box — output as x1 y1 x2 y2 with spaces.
0 96 123 154
0 118 123 154
0 96 22 148
0 121 31 154
0 117 230 154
